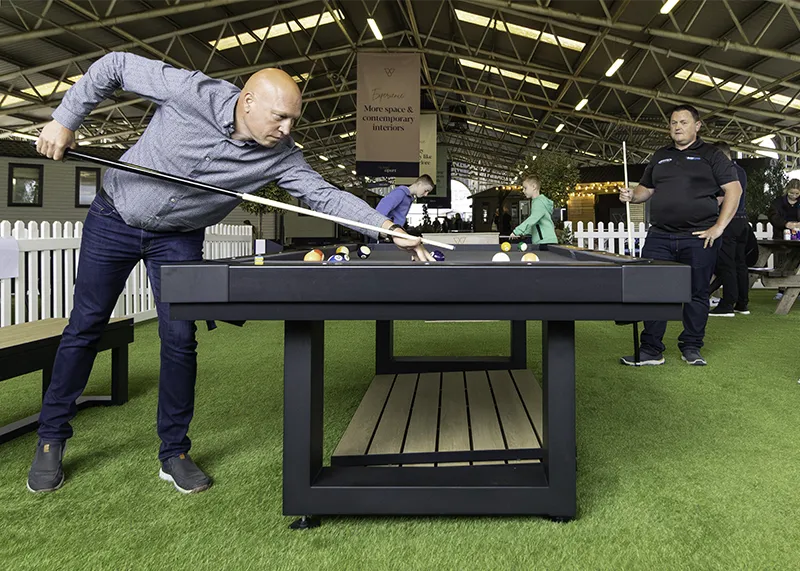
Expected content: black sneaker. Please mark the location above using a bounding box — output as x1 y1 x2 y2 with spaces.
620 351 665 366
709 306 735 317
734 305 750 315
681 348 707 366
27 441 66 493
159 453 212 494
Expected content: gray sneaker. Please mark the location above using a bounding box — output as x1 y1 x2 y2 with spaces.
620 351 665 366
27 441 66 493
159 453 212 494
681 348 707 366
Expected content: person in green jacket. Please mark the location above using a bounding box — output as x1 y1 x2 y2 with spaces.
510 175 558 244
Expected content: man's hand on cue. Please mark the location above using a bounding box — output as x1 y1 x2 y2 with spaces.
384 222 435 262
36 120 76 161
692 225 724 249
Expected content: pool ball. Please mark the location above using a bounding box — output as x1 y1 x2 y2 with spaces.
500 241 512 252
254 256 264 266
327 254 347 263
521 252 540 262
432 250 445 261
303 249 324 262
335 245 350 256
518 242 528 252
492 252 511 262
356 245 371 259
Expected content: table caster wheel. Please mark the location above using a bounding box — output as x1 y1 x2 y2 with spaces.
289 515 321 530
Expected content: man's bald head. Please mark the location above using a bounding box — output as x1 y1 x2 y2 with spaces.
233 68 302 147
244 68 302 100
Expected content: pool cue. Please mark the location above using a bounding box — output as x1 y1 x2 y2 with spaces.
61 148 456 251
623 141 635 256
622 141 640 362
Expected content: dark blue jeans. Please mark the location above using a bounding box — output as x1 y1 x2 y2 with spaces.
640 230 720 354
38 194 204 461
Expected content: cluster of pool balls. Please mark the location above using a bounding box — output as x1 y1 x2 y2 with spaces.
288 242 540 264
491 241 540 263
302 245 371 263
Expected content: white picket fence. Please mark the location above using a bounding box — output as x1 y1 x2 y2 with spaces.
0 220 252 327
565 221 774 256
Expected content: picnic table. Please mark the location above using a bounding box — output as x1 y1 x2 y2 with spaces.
750 240 800 314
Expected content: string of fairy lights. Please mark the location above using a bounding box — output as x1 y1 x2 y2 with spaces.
492 181 626 198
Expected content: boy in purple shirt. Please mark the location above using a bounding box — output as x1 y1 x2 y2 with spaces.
376 175 435 227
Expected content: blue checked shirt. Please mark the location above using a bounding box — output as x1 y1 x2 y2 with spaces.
52 53 389 235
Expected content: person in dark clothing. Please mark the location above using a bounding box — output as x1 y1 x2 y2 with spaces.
768 179 800 239
767 179 800 301
709 142 751 317
499 206 513 236
618 104 742 367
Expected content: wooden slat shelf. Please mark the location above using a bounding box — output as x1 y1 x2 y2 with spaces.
331 369 543 467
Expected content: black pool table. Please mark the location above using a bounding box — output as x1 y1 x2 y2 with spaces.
161 243 691 525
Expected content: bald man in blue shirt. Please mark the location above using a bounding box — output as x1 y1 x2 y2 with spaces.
29 53 434 496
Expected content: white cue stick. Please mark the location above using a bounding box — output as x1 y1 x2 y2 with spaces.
623 141 635 257
233 192 455 251
61 148 456 251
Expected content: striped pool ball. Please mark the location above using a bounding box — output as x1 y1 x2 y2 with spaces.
518 242 528 251
432 250 445 261
327 254 347 263
356 245 371 259
335 245 350 256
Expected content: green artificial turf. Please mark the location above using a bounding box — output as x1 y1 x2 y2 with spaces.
1 289 799 570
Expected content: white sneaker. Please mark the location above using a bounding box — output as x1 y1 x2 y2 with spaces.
709 296 720 307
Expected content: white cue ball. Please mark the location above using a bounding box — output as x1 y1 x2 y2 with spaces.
492 252 511 262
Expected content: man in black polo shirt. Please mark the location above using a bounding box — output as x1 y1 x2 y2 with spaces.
619 104 742 366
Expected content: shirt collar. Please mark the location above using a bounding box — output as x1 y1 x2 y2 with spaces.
221 90 238 137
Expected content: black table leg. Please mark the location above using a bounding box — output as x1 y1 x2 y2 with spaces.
111 345 129 405
283 320 325 528
541 321 577 520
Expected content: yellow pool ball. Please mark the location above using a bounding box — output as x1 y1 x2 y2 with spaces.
521 252 540 262
303 249 325 262
500 241 512 252
254 256 264 265
335 246 350 256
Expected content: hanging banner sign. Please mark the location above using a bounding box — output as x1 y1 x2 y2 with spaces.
396 112 437 186
356 53 420 177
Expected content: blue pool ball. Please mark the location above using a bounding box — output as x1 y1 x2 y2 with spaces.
327 254 347 263
432 250 445 262
357 245 371 259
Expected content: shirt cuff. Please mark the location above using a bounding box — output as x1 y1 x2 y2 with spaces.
52 106 84 132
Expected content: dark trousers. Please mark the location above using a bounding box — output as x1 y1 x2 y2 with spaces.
640 231 720 354
710 217 750 310
38 194 204 461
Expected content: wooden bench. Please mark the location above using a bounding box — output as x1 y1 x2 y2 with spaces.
0 317 133 444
